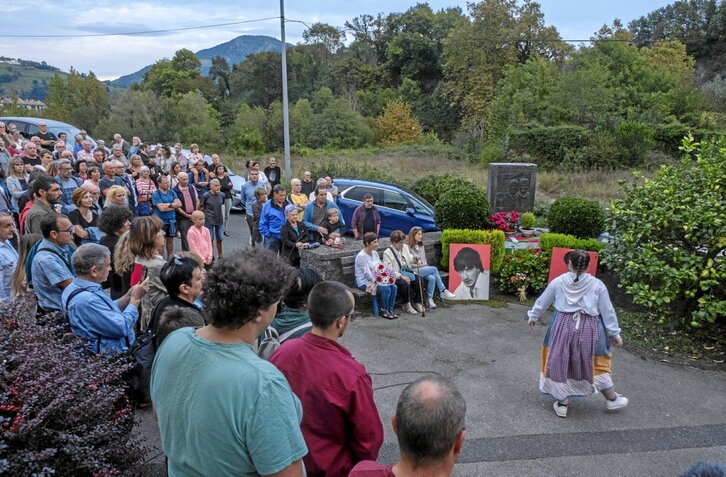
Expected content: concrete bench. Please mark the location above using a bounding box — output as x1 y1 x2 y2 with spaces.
300 231 447 309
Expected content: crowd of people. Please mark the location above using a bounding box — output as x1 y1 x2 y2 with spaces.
0 120 646 476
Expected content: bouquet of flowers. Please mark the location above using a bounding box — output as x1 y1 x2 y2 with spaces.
374 263 396 285
490 211 520 232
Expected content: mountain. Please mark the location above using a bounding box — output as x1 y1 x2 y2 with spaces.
110 35 291 87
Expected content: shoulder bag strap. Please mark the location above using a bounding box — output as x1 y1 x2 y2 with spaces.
279 322 312 342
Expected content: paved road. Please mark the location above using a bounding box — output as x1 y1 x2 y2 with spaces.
138 218 726 476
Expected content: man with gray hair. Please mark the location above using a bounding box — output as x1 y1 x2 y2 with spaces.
76 140 94 163
55 158 83 214
110 143 128 168
62 243 149 355
349 375 467 476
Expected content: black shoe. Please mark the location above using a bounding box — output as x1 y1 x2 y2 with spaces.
224 231 230 236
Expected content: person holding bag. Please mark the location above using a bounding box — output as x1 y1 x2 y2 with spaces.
382 230 423 315
354 232 397 319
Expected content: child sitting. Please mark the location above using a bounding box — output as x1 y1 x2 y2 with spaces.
187 210 213 266
320 208 346 246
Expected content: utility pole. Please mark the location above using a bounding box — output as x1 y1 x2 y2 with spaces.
279 0 291 181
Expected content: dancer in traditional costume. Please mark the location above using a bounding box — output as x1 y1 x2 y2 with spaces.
528 250 629 418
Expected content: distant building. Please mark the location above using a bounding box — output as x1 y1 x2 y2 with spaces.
0 97 46 111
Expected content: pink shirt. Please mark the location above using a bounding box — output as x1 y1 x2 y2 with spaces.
187 225 213 264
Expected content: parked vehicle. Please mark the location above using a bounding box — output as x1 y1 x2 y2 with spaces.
0 117 97 148
334 178 439 236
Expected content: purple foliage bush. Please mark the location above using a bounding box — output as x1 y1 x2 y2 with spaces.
0 295 146 475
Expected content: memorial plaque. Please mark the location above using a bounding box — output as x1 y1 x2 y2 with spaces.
487 163 537 214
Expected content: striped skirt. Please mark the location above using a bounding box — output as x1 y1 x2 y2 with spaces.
539 310 614 401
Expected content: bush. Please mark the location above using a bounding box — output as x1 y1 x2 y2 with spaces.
435 185 491 232
498 249 549 296
603 135 726 326
375 101 423 146
410 173 477 206
520 212 536 229
539 233 607 254
0 297 145 475
440 229 505 274
547 197 605 239
309 160 398 184
508 123 592 169
480 144 505 166
614 120 655 165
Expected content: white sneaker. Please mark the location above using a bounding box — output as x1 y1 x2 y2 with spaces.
441 289 456 300
606 393 629 411
414 303 425 313
553 401 568 418
403 303 418 315
427 298 437 309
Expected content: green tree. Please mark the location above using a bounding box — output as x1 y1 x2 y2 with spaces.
303 23 345 53
228 103 267 154
603 134 726 325
94 89 164 143
164 91 221 148
45 70 109 133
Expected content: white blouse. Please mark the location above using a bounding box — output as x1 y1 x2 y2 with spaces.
527 272 621 338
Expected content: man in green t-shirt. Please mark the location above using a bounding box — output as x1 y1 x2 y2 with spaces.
151 248 306 476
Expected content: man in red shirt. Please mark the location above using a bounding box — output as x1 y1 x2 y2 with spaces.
270 281 383 476
349 375 467 477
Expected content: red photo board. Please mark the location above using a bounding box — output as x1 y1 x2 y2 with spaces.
547 248 599 283
448 244 491 300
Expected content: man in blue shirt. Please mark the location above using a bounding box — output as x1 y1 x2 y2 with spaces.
55 158 83 214
31 214 76 313
259 184 291 255
242 168 266 246
152 175 181 258
303 185 345 241
63 243 149 355
0 212 18 302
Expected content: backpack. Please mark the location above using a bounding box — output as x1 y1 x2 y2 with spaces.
257 322 312 360
125 330 156 404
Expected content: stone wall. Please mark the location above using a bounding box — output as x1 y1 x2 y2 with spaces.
300 231 443 286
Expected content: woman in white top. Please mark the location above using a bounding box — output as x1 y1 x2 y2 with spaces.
405 226 456 309
528 250 628 418
354 232 398 319
382 230 423 315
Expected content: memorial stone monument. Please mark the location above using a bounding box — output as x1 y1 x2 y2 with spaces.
487 163 537 214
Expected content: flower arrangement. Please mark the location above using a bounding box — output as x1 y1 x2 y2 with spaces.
490 211 520 232
374 263 396 285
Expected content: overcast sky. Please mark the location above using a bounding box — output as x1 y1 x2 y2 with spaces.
2 0 673 81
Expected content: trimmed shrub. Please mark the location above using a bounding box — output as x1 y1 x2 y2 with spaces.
410 173 477 206
539 233 607 254
0 297 145 475
547 197 605 239
498 249 549 296
440 229 505 273
435 185 491 232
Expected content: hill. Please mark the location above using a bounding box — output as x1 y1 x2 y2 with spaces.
0 57 125 101
110 35 290 88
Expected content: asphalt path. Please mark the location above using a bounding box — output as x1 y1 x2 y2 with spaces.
138 216 726 476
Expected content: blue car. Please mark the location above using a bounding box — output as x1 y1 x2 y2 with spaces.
334 178 439 236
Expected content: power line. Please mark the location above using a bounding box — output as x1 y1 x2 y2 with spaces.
0 17 281 38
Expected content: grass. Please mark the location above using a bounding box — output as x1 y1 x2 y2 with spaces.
230 150 630 206
619 311 726 370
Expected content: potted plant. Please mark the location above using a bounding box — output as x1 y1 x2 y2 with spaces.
490 211 520 236
520 212 536 236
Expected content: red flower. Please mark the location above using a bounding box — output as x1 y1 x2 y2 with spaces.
376 277 382 282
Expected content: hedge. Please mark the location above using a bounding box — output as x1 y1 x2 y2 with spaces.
539 233 607 253
440 229 505 273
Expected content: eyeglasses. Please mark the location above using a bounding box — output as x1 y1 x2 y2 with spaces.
343 312 360 322
58 225 75 234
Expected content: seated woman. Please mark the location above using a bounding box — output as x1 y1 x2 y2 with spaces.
354 232 398 319
280 204 312 267
382 230 423 315
405 226 456 309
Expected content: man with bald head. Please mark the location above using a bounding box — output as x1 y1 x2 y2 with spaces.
21 142 42 168
287 178 308 222
99 161 125 201
349 375 467 476
77 140 94 163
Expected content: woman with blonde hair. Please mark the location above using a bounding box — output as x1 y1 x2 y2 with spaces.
104 185 130 209
405 226 456 309
6 158 29 213
10 233 42 299
114 215 167 330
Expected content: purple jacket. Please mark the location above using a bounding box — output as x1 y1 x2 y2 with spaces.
351 205 381 238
